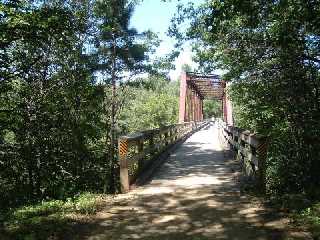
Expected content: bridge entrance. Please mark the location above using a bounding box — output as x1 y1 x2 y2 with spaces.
178 72 233 125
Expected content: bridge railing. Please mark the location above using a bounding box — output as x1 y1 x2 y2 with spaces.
218 120 269 190
118 121 210 192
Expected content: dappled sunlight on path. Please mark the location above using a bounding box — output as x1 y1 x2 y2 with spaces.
75 123 311 240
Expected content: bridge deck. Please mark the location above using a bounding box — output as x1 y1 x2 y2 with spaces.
78 123 310 240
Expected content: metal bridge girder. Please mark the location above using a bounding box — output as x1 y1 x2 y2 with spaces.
179 71 233 125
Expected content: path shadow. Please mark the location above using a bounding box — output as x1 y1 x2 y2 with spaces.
74 176 298 240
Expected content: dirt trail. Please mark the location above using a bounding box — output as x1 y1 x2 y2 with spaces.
74 122 311 240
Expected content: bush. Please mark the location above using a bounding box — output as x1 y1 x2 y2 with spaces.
1 193 101 239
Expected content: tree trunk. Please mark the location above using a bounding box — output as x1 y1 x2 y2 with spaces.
106 34 117 193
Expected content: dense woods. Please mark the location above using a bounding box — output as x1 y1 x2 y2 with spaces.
0 0 185 210
171 0 320 198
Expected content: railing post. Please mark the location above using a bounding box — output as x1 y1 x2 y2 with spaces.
118 137 129 193
138 139 144 173
242 132 253 178
237 130 243 164
169 128 173 144
159 132 164 149
164 131 169 146
256 137 269 192
149 135 154 150
232 129 236 150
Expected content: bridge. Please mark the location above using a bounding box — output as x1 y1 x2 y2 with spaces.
80 125 307 238
118 72 267 193
87 72 311 240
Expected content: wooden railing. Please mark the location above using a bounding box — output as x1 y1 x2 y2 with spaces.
218 120 269 190
118 121 210 192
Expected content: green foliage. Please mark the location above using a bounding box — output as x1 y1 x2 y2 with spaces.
1 193 100 240
181 63 193 72
203 99 221 119
268 195 320 238
93 0 150 76
298 203 320 239
0 0 106 207
120 75 179 132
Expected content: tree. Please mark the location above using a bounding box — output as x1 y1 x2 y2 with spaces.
203 99 221 119
93 0 152 192
0 0 104 206
120 75 179 133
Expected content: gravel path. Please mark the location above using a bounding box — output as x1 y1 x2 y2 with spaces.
75 122 311 240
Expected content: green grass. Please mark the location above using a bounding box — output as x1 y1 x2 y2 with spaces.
244 187 320 239
0 193 104 240
267 195 320 239
294 202 320 239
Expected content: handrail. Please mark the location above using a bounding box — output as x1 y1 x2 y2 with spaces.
118 121 210 192
217 120 269 190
